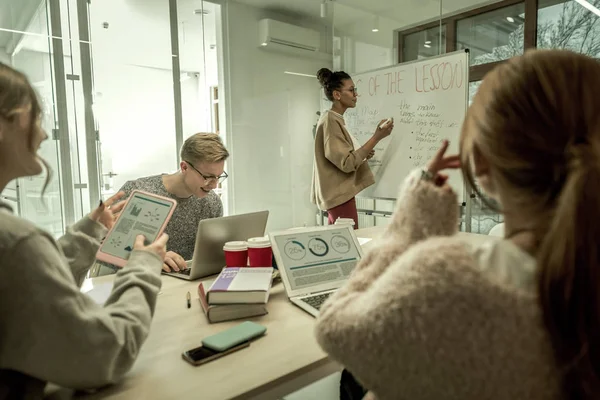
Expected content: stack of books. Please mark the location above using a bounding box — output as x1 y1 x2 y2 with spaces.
198 267 274 323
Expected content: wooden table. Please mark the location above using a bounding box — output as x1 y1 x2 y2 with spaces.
49 226 495 399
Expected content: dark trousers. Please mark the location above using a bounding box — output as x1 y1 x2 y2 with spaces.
327 197 359 228
340 369 367 400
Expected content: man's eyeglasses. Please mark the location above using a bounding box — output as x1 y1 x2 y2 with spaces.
185 161 228 184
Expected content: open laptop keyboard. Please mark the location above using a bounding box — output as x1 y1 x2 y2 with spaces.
167 261 193 275
300 292 333 311
173 268 191 275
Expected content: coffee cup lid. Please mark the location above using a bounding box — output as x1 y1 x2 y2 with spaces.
247 236 271 248
335 218 355 225
223 241 248 251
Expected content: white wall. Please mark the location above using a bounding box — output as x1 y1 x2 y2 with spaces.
225 2 330 231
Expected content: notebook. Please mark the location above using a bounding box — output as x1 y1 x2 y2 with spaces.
206 267 274 304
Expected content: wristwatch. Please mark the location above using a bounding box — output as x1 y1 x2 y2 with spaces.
420 169 435 182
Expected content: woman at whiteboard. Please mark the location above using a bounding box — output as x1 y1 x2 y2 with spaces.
316 49 600 399
312 68 394 228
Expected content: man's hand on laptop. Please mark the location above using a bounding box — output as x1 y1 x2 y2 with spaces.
163 251 188 272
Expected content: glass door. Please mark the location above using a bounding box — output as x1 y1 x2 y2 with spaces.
56 0 93 219
1 0 228 237
89 0 179 197
1 0 65 236
89 0 226 204
177 0 227 204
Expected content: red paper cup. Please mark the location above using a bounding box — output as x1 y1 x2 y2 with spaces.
247 237 272 267
223 241 248 268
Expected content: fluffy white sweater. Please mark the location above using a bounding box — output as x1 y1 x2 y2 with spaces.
315 170 562 400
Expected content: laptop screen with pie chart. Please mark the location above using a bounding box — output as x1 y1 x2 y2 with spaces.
270 226 362 292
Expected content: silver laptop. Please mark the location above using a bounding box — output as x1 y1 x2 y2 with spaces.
164 210 269 281
269 225 363 317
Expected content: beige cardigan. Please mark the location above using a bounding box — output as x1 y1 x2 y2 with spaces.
315 170 562 400
311 110 375 210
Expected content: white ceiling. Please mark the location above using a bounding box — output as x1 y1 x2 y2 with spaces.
0 0 218 72
234 0 503 28
233 0 504 48
1 0 505 65
90 0 218 72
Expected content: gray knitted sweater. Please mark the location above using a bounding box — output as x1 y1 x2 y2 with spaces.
315 170 562 400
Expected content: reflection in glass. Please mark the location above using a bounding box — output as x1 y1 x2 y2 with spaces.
467 192 504 235
178 0 219 140
332 3 397 74
464 80 503 235
402 25 446 62
468 80 481 105
457 3 525 66
90 0 178 197
177 1 226 200
1 0 65 237
537 0 600 57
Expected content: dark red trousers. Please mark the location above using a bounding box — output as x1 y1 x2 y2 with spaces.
327 197 358 229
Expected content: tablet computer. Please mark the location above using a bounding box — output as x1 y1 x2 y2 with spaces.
96 190 177 267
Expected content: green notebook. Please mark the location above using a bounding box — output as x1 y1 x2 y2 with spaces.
201 321 267 352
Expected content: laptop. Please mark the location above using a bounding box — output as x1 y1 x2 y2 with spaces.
164 210 269 281
269 224 363 317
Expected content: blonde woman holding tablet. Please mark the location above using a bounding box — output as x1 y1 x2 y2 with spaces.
0 62 168 397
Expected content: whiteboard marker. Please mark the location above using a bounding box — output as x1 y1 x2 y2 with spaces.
380 118 393 129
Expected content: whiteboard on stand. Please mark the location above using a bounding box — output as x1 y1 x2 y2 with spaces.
343 50 470 201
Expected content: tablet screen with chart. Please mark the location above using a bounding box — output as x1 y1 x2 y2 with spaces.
96 190 177 266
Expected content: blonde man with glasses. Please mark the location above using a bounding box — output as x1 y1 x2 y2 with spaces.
117 133 229 272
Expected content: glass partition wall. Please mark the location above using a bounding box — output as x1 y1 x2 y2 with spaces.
1 0 67 237
0 0 224 236
329 0 535 233
331 0 447 229
4 0 591 236
393 0 598 233
331 0 533 233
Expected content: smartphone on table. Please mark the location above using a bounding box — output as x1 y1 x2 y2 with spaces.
182 321 266 366
182 341 250 366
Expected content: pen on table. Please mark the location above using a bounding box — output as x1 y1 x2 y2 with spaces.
186 291 191 309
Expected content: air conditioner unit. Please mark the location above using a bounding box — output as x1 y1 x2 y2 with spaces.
258 19 321 54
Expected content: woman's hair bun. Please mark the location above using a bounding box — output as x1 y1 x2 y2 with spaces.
316 68 333 87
